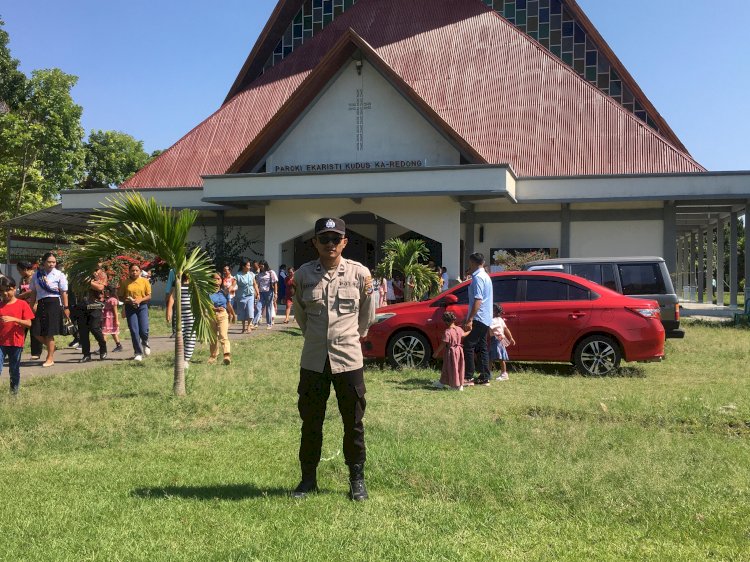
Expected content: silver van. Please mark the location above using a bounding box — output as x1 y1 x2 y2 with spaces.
522 257 684 338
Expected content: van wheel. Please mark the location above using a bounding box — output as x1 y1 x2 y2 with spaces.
387 331 431 369
574 335 621 376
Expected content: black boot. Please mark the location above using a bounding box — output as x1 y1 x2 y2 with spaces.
348 463 369 501
292 465 318 499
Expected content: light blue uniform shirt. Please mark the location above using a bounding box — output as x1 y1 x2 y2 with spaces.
469 268 493 326
30 268 68 302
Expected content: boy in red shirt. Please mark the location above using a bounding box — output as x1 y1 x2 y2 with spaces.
0 277 35 395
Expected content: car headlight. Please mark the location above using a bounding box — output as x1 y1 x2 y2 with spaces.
374 313 396 324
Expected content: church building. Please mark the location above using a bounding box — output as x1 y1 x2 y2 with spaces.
18 0 750 303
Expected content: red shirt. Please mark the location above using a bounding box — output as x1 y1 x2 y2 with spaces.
0 299 35 347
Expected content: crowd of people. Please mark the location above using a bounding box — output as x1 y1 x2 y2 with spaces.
0 254 308 394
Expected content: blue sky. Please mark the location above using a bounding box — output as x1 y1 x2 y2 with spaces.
2 0 748 171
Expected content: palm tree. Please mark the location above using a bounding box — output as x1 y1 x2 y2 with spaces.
67 192 216 396
376 238 440 300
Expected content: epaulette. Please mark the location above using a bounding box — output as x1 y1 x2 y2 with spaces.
344 258 367 270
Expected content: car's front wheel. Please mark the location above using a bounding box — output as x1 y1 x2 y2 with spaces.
574 335 621 376
386 330 431 369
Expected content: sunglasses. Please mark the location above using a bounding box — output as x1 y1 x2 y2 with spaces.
317 234 343 245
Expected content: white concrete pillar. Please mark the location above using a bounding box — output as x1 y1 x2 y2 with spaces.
717 218 725 306
729 212 738 308
697 228 705 304
674 236 685 295
689 231 697 294
706 225 714 304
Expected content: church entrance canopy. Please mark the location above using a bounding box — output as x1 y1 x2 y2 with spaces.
200 165 515 207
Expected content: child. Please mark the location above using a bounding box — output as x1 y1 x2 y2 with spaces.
490 304 515 381
0 277 35 395
102 286 123 352
432 311 471 391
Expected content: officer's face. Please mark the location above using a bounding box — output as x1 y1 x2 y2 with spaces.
313 232 348 260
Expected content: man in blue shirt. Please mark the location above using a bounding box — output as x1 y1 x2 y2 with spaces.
464 253 493 385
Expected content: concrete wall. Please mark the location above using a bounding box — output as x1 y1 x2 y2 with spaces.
570 220 663 257
473 222 562 261
267 60 460 170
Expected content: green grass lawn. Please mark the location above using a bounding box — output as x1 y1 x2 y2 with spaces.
1 321 749 561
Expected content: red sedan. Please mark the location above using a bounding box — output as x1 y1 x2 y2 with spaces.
362 271 665 376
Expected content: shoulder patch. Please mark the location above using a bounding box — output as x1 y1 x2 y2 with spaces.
345 258 365 269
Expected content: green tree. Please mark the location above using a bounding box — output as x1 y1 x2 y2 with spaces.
0 18 26 111
78 130 151 189
376 238 440 301
0 68 85 219
68 193 216 396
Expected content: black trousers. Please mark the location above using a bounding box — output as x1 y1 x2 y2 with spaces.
25 326 43 356
464 320 490 381
298 357 367 468
79 308 106 357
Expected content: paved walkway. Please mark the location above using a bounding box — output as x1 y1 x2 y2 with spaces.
13 316 294 381
679 301 740 322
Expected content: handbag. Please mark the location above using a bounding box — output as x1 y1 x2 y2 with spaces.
61 316 74 336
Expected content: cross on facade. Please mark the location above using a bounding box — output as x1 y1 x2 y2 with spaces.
348 88 372 151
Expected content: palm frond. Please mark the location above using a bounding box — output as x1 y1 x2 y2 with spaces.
183 246 218 344
376 238 440 300
65 192 216 395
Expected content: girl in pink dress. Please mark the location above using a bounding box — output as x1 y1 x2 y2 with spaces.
102 287 122 352
432 311 471 391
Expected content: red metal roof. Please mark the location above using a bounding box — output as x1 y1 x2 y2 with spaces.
123 0 704 189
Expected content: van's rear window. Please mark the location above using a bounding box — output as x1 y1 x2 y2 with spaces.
618 264 666 295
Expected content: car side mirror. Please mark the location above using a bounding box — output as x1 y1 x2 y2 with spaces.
442 294 459 307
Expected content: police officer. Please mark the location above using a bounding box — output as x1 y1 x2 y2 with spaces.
292 217 376 501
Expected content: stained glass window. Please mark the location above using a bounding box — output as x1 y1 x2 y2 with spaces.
494 0 662 134
262 0 357 72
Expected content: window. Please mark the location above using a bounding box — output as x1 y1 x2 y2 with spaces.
493 278 520 302
525 279 569 302
451 286 470 305
571 263 601 284
601 264 617 291
568 284 590 301
570 263 617 292
618 264 666 295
